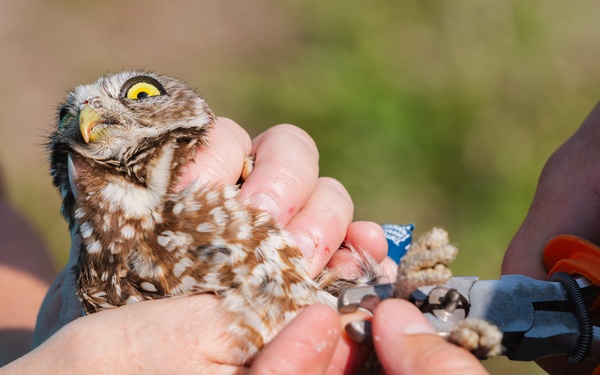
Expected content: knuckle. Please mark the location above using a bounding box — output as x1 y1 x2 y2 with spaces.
271 124 319 157
318 177 353 207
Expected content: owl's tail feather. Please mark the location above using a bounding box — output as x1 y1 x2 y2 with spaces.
315 244 383 297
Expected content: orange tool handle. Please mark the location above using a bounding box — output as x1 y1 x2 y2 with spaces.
544 235 600 312
544 235 600 374
545 235 600 285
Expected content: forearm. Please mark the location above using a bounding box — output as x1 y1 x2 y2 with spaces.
4 321 92 374
0 199 55 365
5 314 145 374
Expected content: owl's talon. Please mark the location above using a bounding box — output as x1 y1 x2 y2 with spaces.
238 154 255 184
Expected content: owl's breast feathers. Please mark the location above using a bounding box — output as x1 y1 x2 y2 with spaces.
73 133 329 320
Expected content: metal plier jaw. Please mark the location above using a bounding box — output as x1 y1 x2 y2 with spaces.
338 274 600 364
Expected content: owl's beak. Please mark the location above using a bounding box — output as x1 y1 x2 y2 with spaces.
79 105 102 143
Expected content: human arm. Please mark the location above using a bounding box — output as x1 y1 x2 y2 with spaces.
502 100 600 373
5 296 341 374
0 195 55 366
5 293 490 375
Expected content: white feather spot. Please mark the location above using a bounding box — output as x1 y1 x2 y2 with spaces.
195 222 214 232
120 224 135 239
223 185 238 200
147 144 176 196
87 240 102 254
102 214 111 232
152 211 163 224
237 224 252 240
179 275 198 292
112 275 122 296
289 282 313 302
75 207 86 219
210 207 228 226
109 243 120 254
126 295 142 305
174 257 193 277
80 222 93 239
141 282 158 292
202 272 222 287
186 201 202 212
157 231 173 247
205 190 219 204
173 203 184 215
254 211 271 226
100 178 163 219
156 230 192 252
141 217 155 231
92 291 107 298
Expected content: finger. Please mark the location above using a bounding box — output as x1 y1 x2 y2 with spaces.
248 304 339 375
372 299 488 375
379 256 399 283
174 117 252 192
325 311 372 375
326 222 388 278
344 221 388 263
285 177 354 278
238 124 319 224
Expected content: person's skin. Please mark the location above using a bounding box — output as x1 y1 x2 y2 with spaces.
0 199 55 366
4 297 489 374
372 299 488 375
503 100 600 374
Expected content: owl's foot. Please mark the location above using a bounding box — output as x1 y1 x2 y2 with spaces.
394 227 458 299
448 317 504 359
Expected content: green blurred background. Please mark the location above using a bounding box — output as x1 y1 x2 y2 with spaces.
3 1 600 373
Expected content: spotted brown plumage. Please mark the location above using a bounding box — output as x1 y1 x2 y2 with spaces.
48 71 379 363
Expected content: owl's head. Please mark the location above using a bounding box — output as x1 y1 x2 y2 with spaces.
53 71 212 161
48 71 214 226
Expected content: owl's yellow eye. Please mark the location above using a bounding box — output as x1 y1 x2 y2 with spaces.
120 75 167 101
126 82 162 100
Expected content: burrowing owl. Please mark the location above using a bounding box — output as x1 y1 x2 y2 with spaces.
48 71 378 363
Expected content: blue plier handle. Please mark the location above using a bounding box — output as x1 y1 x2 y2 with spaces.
338 273 600 364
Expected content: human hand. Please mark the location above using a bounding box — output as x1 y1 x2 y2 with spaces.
502 101 600 373
10 296 345 374
33 117 390 347
368 299 489 375
14 295 490 374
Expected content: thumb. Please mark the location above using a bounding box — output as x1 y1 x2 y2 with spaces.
174 117 252 192
248 304 340 375
372 299 488 375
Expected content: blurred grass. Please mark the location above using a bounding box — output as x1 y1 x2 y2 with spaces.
3 1 600 373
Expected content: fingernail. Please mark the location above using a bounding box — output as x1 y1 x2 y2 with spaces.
292 233 316 260
247 193 280 221
380 300 437 336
